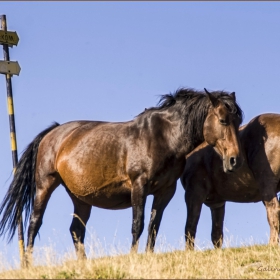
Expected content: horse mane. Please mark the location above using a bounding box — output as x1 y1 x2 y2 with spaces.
139 88 243 120
137 87 244 150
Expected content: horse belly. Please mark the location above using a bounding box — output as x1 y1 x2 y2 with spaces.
72 182 132 210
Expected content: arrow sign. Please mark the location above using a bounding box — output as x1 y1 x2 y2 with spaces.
0 30 19 46
0 60 21 75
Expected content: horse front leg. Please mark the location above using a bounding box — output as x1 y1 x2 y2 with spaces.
130 176 148 253
185 190 205 250
145 183 176 252
210 202 225 248
257 175 280 245
252 157 280 245
263 196 280 245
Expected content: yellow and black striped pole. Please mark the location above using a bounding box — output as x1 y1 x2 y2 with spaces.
1 14 25 265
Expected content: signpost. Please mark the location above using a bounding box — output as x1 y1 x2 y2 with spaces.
0 60 21 75
0 30 19 46
0 14 25 266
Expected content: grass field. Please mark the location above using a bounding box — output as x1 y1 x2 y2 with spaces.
0 237 280 279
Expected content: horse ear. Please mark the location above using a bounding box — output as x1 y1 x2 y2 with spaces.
204 88 218 107
230 91 236 102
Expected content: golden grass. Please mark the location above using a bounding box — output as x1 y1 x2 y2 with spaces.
0 238 280 279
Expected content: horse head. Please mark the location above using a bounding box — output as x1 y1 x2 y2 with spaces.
203 88 244 173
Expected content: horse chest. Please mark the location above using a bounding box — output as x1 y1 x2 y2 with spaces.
216 173 261 202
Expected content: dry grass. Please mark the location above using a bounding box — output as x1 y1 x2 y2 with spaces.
0 237 280 279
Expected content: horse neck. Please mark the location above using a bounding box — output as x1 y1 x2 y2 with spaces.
165 101 208 155
137 104 206 156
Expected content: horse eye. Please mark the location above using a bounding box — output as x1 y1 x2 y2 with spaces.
219 119 227 125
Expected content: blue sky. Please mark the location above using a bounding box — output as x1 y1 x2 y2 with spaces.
0 2 280 263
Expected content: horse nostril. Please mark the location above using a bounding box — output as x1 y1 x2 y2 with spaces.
230 157 236 167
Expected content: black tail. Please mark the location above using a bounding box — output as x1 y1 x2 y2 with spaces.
0 122 60 242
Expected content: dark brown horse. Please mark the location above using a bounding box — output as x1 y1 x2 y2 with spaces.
0 88 243 260
181 113 280 249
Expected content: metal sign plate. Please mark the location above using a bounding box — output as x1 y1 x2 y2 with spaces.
0 30 19 46
0 60 21 75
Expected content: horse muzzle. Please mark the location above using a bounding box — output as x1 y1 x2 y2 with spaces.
223 155 243 173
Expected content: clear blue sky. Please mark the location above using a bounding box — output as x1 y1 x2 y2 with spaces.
0 2 280 264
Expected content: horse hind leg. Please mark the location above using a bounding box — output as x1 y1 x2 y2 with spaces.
26 173 61 264
66 190 92 260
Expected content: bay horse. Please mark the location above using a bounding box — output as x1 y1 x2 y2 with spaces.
0 88 243 260
181 113 280 249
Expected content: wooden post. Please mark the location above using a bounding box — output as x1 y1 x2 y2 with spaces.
1 14 25 266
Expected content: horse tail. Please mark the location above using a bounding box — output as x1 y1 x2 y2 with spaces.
0 122 60 242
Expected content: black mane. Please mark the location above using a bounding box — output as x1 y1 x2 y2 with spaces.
138 87 244 151
158 88 243 121
140 88 243 119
